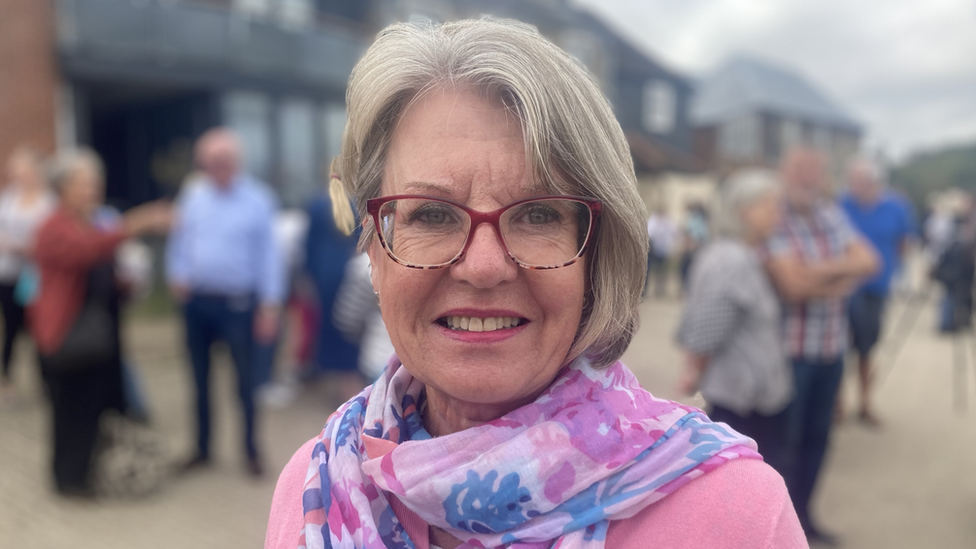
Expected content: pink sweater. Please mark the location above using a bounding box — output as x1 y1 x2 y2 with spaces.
266 437 807 548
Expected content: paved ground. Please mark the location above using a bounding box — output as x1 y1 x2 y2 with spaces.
1 289 974 547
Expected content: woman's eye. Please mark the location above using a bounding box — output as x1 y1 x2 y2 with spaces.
528 210 549 223
423 210 447 224
523 207 558 224
407 203 457 225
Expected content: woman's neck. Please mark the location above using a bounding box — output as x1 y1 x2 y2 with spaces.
422 385 539 437
16 186 44 205
61 205 91 223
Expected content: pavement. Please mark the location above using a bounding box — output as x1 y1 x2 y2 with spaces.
1 290 975 548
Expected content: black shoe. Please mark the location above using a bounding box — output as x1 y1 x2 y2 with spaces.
246 455 264 478
178 454 211 474
57 484 96 500
803 522 840 547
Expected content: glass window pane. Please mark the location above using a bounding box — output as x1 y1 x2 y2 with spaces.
643 79 676 134
279 97 318 207
222 90 272 182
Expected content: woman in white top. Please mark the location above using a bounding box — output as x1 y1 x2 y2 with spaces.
0 147 56 396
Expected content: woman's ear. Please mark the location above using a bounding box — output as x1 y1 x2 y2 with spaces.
365 240 381 296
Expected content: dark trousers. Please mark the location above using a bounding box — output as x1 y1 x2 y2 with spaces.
184 294 258 459
786 357 844 526
643 252 668 297
0 282 25 381
709 404 790 478
41 355 124 492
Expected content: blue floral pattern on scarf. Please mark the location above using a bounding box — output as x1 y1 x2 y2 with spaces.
445 470 533 534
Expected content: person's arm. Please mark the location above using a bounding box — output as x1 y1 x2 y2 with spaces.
809 238 879 284
765 247 873 303
255 194 285 343
33 217 127 270
266 438 317 549
675 258 741 393
165 195 192 302
765 210 879 303
34 204 169 270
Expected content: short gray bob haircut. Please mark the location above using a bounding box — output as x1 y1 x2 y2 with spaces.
48 147 104 195
846 154 887 187
711 169 781 239
332 18 649 368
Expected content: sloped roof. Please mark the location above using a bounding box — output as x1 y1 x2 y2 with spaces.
691 56 860 131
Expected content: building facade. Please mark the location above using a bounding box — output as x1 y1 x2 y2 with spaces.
1 0 697 209
691 56 862 186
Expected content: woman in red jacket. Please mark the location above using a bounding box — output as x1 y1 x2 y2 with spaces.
30 149 170 497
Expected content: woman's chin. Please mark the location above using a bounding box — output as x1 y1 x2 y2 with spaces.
416 360 557 415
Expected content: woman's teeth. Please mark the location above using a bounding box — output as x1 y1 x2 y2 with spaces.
445 316 522 332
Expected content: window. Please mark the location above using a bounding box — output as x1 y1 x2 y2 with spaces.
813 126 831 152
718 113 760 161
320 102 346 162
232 0 272 19
222 90 272 182
780 118 802 156
278 0 314 31
279 97 317 207
642 80 676 134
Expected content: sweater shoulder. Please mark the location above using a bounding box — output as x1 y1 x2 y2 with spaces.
607 459 807 548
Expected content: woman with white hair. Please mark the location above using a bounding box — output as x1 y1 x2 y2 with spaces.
676 169 792 476
267 20 804 548
30 148 170 496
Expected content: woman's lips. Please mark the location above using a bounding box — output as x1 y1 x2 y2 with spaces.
435 320 528 343
434 310 529 342
442 315 523 332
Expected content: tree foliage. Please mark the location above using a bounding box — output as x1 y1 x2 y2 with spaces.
891 141 976 211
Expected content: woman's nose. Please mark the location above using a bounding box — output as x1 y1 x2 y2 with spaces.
450 222 519 288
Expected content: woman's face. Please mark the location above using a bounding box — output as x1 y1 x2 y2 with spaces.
61 164 104 218
740 188 782 242
5 153 42 190
367 87 586 411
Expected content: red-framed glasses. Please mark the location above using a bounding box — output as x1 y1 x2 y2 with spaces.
365 195 602 270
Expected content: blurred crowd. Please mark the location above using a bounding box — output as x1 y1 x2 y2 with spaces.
0 128 389 497
6 127 975 543
661 145 976 545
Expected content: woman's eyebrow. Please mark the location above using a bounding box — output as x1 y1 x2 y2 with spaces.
401 181 455 196
400 180 551 200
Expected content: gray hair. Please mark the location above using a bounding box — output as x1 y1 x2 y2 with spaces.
333 19 648 368
48 147 104 195
711 169 780 239
847 154 887 187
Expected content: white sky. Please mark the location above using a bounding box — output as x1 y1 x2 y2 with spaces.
572 0 976 161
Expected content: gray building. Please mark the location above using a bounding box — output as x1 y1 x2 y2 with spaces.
43 0 697 209
56 0 370 207
374 0 699 174
691 56 862 183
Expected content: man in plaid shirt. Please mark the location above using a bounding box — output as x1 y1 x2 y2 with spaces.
765 148 878 546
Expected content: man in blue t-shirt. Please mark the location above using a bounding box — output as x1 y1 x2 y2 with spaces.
840 158 915 426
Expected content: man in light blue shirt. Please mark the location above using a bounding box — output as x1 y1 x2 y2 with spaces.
166 127 283 477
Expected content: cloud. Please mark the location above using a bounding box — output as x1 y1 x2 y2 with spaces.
573 0 976 159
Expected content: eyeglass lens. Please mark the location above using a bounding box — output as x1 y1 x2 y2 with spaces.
376 198 592 268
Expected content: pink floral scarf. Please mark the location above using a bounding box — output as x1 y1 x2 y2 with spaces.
299 356 759 548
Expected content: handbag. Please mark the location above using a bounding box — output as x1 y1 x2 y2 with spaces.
92 412 169 499
43 276 116 374
13 263 39 306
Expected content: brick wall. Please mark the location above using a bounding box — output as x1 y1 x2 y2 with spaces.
0 0 59 166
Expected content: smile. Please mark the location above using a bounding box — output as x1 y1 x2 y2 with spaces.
440 316 525 332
